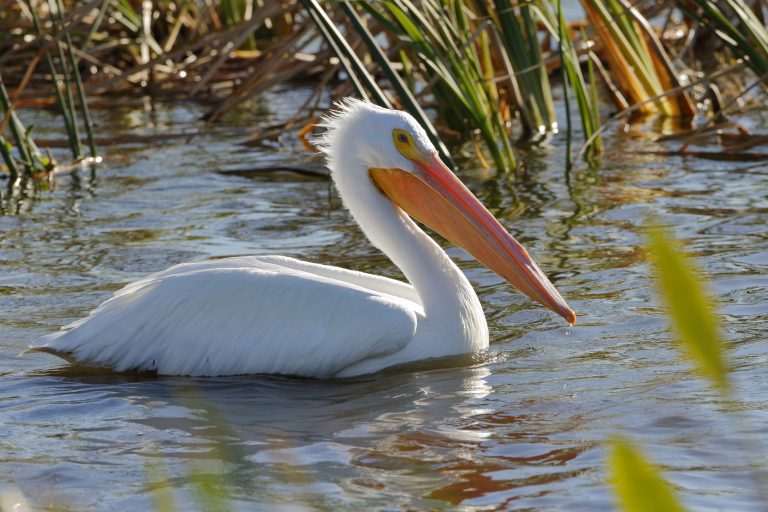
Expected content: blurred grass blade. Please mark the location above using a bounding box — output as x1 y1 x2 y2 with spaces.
646 219 730 392
220 0 258 50
82 0 111 50
608 436 685 512
113 0 140 31
146 461 177 512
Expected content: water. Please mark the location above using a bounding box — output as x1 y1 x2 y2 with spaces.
1 89 767 510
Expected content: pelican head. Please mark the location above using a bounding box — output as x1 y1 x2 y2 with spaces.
319 98 576 325
317 98 433 176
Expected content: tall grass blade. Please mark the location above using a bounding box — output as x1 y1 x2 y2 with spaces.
0 73 36 175
619 0 696 117
47 0 83 159
608 436 685 512
646 219 730 392
580 0 693 117
26 0 80 158
55 0 98 158
300 0 389 106
82 0 111 50
678 0 768 86
534 0 602 161
556 0 572 169
580 0 656 114
0 136 20 183
483 0 556 136
586 49 601 151
376 0 516 171
113 0 141 31
219 0 257 50
338 2 456 169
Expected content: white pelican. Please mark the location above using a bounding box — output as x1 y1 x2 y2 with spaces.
26 99 575 378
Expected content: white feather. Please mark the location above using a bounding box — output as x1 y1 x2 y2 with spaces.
33 257 418 378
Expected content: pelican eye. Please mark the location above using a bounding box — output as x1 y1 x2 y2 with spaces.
392 128 424 163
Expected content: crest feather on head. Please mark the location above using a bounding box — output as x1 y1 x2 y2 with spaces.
314 97 386 157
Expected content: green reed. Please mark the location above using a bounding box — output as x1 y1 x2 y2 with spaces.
579 0 695 117
338 1 457 169
312 1 606 171
678 0 768 87
0 70 51 184
536 0 603 164
26 0 81 160
371 0 518 172
54 0 98 158
0 74 34 178
0 2 99 203
482 0 557 138
2 0 767 184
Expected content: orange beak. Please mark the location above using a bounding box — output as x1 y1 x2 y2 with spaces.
370 155 576 325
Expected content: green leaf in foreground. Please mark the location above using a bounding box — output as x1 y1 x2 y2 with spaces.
146 461 176 512
608 436 685 512
646 220 730 392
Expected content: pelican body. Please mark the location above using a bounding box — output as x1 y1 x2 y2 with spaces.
27 99 575 378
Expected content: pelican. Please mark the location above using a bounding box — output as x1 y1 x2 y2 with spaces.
25 99 575 378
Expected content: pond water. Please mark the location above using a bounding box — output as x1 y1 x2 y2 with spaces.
1 88 767 511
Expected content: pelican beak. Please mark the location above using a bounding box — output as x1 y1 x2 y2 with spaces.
370 155 576 325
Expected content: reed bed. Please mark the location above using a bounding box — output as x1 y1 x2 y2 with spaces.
1 0 767 201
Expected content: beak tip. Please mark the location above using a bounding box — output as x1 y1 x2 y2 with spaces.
563 308 577 326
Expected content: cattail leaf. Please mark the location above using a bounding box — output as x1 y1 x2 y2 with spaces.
608 436 685 512
646 220 730 392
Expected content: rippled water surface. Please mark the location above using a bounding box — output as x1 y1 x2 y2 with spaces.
1 90 767 511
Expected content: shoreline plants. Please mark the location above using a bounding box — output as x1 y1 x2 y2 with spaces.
0 0 766 199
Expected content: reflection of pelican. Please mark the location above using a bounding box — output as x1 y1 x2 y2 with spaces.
27 99 574 378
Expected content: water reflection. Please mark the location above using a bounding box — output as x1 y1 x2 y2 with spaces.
20 360 610 510
5 365 506 508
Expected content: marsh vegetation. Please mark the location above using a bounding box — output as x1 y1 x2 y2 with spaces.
1 1 767 510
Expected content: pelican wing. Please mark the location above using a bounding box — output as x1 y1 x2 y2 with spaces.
28 258 419 378
244 256 421 304
121 256 420 304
